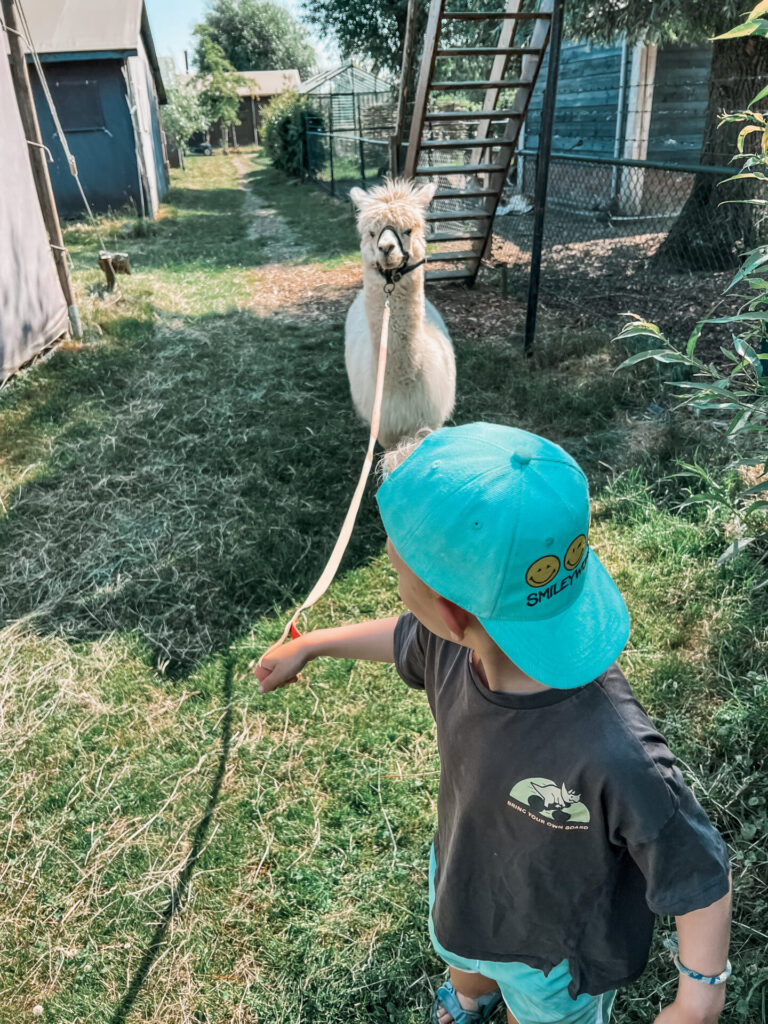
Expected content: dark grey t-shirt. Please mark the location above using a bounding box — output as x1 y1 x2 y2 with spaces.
393 613 730 998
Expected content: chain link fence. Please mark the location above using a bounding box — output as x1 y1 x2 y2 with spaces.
303 90 395 198
306 130 391 198
295 72 764 335
490 149 763 333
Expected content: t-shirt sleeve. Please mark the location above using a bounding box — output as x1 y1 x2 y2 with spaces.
598 677 730 918
626 769 731 917
393 612 428 691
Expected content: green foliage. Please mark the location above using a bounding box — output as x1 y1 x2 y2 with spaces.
261 90 324 177
193 0 317 78
563 0 748 45
302 0 407 72
194 33 247 140
300 0 510 82
161 81 210 152
615 9 768 523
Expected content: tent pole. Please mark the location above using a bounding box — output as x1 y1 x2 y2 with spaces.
2 0 81 339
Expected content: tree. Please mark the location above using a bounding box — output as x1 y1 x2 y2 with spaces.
301 0 493 83
563 0 768 270
195 33 247 150
193 0 317 79
303 0 407 73
161 82 210 163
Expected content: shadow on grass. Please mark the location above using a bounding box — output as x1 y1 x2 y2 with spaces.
62 153 361 280
110 656 234 1024
0 288 698 677
0 304 382 674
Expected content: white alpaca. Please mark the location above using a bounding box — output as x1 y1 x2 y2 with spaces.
345 179 456 449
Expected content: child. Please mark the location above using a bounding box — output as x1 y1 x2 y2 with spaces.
255 423 731 1024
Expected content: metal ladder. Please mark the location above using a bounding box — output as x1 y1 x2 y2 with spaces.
398 0 555 285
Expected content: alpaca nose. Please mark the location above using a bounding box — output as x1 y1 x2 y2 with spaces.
379 242 394 257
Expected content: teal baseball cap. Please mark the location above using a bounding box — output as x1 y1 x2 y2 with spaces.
376 423 630 688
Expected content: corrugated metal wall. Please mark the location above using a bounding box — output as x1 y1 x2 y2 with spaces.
526 42 627 158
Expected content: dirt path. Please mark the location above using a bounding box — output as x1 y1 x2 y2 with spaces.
232 154 363 320
233 153 525 336
232 155 305 262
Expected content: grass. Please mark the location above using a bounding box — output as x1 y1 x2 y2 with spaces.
0 148 766 1023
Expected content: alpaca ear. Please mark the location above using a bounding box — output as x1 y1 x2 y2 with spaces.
349 187 371 212
415 181 438 206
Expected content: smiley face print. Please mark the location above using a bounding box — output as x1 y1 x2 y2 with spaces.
525 555 560 588
564 534 587 571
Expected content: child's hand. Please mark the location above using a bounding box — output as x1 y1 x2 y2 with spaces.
254 638 311 693
653 989 725 1024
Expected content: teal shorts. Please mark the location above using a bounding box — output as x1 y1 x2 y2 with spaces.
428 847 615 1024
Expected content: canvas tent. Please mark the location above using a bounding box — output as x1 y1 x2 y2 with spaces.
1 22 68 382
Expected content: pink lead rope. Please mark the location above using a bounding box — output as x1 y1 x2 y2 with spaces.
259 289 392 662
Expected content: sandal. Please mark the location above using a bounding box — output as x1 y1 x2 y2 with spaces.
432 980 503 1024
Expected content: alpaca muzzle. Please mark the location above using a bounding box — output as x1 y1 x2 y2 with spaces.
375 225 425 286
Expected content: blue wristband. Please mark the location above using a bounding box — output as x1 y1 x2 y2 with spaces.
663 935 732 986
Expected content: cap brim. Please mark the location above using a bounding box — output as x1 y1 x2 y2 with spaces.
478 551 630 689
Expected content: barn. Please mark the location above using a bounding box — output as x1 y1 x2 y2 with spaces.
233 70 301 145
20 0 168 219
1 17 68 381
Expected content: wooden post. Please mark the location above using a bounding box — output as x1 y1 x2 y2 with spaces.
621 43 657 215
404 0 446 179
393 0 421 177
2 0 81 338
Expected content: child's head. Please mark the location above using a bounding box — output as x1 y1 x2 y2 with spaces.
377 423 629 688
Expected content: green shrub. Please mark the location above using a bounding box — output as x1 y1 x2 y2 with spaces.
261 90 325 178
615 5 768 531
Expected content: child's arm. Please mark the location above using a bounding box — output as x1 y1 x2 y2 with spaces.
254 617 399 693
655 882 732 1024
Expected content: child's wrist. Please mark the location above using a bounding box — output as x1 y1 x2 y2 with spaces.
297 631 322 662
674 975 726 1023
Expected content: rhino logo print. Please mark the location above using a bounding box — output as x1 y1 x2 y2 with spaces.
529 781 581 809
508 776 591 829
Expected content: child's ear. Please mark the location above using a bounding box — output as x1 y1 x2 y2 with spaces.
436 597 471 640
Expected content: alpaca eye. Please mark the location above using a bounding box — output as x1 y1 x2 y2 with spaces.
404 229 412 235
369 231 375 238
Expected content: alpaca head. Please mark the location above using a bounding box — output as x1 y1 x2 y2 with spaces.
349 178 437 277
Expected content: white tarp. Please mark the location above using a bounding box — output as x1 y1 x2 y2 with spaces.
18 0 142 56
0 40 68 381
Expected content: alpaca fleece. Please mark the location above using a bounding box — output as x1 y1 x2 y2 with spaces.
345 179 456 449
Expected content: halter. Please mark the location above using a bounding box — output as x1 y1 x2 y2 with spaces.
375 225 426 287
